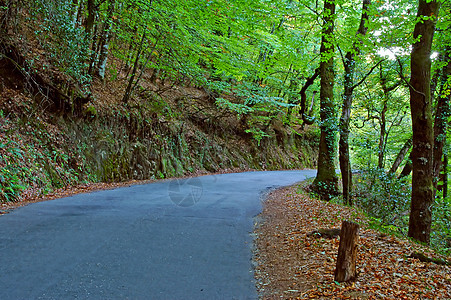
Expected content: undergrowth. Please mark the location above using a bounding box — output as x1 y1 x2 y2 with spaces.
305 169 450 256
350 169 450 256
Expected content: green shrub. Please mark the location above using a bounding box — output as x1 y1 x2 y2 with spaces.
353 168 411 232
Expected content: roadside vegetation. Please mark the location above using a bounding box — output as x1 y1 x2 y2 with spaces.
0 0 450 293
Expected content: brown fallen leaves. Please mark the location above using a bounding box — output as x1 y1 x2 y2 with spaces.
254 184 451 299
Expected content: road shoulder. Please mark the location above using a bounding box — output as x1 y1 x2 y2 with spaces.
254 183 451 299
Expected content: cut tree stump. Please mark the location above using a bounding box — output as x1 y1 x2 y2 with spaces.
334 220 359 282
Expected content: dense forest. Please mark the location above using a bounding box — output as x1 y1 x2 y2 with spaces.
0 0 449 254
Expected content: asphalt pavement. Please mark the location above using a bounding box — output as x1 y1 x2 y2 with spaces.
0 170 316 299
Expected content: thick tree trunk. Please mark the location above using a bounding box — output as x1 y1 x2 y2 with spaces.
408 0 440 244
389 137 412 175
312 0 339 200
339 0 370 205
334 221 359 282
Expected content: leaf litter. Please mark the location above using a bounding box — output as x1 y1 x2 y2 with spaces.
254 183 451 299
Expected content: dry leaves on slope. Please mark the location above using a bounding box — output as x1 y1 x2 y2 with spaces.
254 184 451 299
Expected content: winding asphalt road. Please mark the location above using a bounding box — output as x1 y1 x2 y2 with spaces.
0 170 316 299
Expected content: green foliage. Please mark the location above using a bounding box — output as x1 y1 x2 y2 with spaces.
4 0 448 255
432 192 451 255
212 79 295 142
27 0 91 89
0 115 84 202
353 168 411 229
0 142 27 202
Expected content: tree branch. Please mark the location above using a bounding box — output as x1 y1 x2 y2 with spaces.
350 59 386 91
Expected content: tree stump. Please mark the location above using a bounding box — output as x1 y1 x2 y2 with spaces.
334 220 359 282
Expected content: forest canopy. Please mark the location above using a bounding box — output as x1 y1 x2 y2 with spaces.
0 0 450 251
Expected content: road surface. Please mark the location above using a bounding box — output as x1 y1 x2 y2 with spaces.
0 170 316 299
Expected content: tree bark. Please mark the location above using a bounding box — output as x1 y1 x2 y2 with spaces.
96 0 115 79
312 0 339 200
338 0 370 205
432 47 451 189
389 137 412 175
85 0 96 35
334 221 359 282
438 154 448 198
399 152 413 179
378 71 401 170
71 0 79 27
299 68 320 125
377 100 387 169
122 31 146 104
408 0 440 245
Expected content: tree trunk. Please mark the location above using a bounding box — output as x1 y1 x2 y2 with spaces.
96 0 115 79
122 31 146 104
399 152 413 179
338 0 370 205
334 221 359 282
75 0 84 28
71 0 79 27
378 101 387 169
389 137 412 175
438 154 448 198
408 0 440 245
298 68 319 125
432 47 451 189
85 0 96 35
378 70 400 170
87 23 99 75
131 37 161 92
312 0 339 200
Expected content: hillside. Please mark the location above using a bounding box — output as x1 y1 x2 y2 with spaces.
0 27 317 204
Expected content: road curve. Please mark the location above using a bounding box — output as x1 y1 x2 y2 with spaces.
0 170 316 299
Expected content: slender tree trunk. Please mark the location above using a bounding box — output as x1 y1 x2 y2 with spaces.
121 24 139 77
85 0 96 35
298 68 320 126
71 0 79 27
408 0 440 244
433 47 451 189
96 0 115 79
75 0 84 28
439 154 448 198
339 0 370 205
399 152 413 179
339 55 354 203
378 101 387 169
87 23 99 75
122 31 146 104
312 0 339 200
131 37 161 92
378 71 401 170
389 137 412 175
